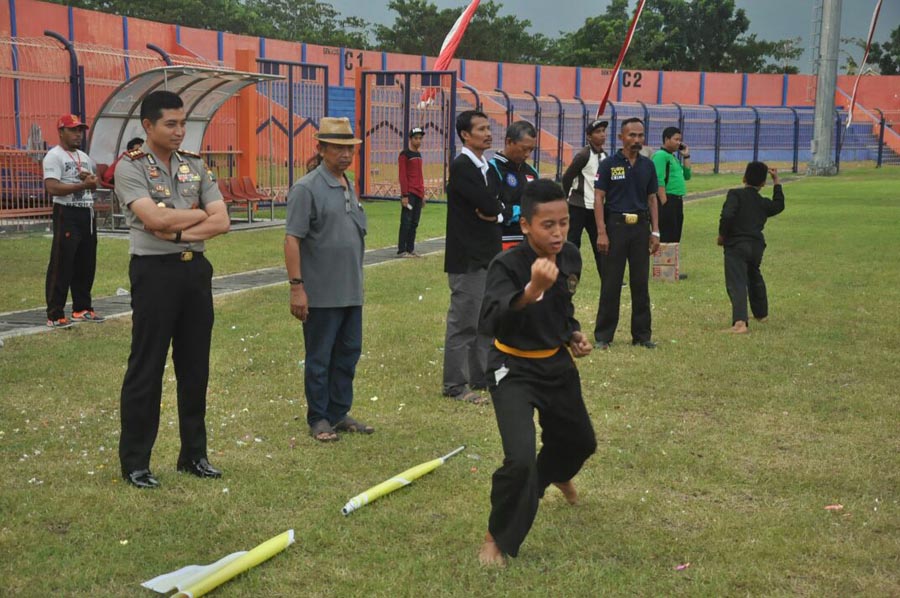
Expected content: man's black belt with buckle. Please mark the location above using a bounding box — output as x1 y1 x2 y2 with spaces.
134 251 202 262
608 211 648 225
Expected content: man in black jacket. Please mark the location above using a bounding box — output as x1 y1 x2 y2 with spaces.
717 162 785 334
442 110 503 404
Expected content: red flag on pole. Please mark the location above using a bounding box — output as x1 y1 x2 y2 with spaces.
846 0 883 128
420 0 481 106
596 0 647 119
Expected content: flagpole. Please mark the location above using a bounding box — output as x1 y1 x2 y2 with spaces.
846 0 882 128
597 0 647 119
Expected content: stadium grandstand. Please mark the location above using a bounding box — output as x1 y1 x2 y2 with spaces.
1 0 898 228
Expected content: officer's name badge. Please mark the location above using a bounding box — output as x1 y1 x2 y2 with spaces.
611 166 626 180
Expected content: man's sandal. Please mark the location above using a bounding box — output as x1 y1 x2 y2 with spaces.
310 419 339 442
454 390 489 405
334 416 375 434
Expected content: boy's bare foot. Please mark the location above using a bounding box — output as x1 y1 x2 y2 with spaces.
553 480 578 505
725 321 749 334
754 316 768 323
478 532 507 567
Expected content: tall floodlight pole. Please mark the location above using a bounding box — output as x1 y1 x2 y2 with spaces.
808 0 842 175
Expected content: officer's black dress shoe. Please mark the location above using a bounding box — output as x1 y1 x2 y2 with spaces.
633 340 657 349
124 469 160 489
177 458 223 479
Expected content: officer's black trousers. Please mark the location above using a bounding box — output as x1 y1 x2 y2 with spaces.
567 204 603 279
45 204 97 319
487 351 596 558
594 218 652 344
119 253 214 475
724 240 768 324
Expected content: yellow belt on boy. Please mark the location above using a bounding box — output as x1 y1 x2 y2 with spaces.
493 339 560 359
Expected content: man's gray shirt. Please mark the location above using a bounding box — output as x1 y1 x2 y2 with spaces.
285 164 367 308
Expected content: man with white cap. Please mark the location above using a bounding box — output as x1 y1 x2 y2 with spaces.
397 126 426 257
562 118 608 279
285 117 374 442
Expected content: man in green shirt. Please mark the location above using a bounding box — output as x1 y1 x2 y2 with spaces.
652 126 691 279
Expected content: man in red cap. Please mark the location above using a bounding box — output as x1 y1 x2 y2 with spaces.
43 114 104 328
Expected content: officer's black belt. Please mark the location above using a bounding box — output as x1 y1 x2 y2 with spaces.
666 194 683 200
132 251 203 263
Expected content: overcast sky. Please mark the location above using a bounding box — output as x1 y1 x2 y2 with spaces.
328 0 897 74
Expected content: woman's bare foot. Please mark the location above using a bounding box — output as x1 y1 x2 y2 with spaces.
478 532 507 567
553 480 578 505
725 320 749 334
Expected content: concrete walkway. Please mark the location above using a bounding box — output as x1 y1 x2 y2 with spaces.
1 178 781 342
0 236 446 341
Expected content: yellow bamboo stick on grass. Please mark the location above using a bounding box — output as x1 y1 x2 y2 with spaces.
341 446 465 515
142 529 294 598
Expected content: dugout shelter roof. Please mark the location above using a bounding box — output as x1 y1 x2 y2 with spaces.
88 66 282 166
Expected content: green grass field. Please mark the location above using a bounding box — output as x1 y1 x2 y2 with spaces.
1 169 898 596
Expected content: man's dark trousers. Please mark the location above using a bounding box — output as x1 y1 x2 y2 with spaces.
303 306 363 426
724 241 768 324
119 254 214 475
567 204 602 279
45 204 97 319
398 193 423 254
594 216 652 344
658 194 684 243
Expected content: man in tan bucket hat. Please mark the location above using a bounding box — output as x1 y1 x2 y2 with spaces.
284 117 374 442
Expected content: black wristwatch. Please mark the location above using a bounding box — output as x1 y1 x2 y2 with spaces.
174 231 182 243
289 278 304 285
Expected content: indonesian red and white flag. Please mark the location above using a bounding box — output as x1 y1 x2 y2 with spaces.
420 0 480 106
597 0 647 119
847 0 883 128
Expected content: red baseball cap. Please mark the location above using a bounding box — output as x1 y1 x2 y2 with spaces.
57 114 89 130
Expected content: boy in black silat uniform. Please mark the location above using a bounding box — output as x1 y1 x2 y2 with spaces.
477 179 597 566
717 161 785 334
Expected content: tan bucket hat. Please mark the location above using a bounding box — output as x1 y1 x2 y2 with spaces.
314 117 362 145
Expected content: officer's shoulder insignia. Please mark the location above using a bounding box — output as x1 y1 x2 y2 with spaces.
125 148 145 160
177 149 202 159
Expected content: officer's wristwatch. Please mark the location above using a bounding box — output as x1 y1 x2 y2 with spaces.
289 278 304 285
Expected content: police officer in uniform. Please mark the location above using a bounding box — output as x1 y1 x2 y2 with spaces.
488 121 538 250
593 117 661 349
115 90 230 489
